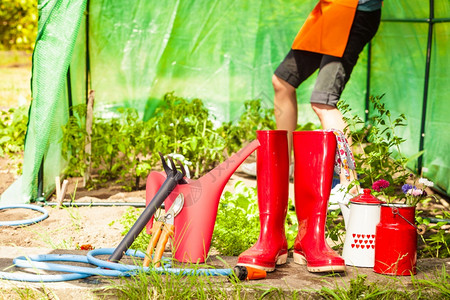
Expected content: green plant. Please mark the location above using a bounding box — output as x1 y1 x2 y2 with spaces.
217 99 275 156
0 106 28 157
427 228 450 258
100 263 304 300
400 176 436 206
325 208 345 250
98 265 450 299
319 274 413 299
92 117 126 182
371 175 436 206
285 202 299 250
109 207 150 252
60 104 89 177
412 264 450 297
339 95 411 195
296 121 319 131
3 286 56 300
61 93 235 190
212 181 260 256
0 0 37 50
417 210 450 258
93 108 150 190
149 92 227 178
213 181 300 256
212 182 348 256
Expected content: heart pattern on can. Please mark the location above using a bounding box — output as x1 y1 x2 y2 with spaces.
350 233 376 250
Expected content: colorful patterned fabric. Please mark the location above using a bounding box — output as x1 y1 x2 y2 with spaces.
325 129 356 181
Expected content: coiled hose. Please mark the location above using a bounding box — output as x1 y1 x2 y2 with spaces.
0 248 232 282
0 204 49 226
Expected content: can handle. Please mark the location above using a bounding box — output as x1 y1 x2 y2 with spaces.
391 207 426 235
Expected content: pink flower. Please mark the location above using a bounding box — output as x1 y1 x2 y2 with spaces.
372 179 390 192
407 188 424 197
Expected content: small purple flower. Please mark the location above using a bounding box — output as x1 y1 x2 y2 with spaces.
372 179 390 192
402 184 414 194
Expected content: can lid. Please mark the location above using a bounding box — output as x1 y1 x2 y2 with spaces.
350 189 384 204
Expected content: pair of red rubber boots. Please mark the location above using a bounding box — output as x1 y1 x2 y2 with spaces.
237 130 345 273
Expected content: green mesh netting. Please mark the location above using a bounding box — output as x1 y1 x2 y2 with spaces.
1 0 87 204
371 0 450 194
1 0 449 204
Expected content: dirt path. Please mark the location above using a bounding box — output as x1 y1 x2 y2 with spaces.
0 153 257 250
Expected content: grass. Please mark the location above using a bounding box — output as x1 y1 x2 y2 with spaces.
0 286 57 300
0 51 32 108
100 269 299 299
27 225 76 249
2 256 449 299
0 51 32 67
23 206 82 250
93 263 450 299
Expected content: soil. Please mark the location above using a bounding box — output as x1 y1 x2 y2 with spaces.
0 155 260 250
0 155 142 249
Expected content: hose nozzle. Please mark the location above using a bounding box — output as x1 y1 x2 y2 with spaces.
233 265 267 281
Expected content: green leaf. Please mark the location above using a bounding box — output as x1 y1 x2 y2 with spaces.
107 144 113 154
0 136 10 143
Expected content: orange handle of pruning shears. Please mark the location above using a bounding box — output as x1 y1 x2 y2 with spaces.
143 221 164 267
153 223 174 267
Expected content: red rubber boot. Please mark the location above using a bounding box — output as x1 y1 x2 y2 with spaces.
292 131 346 273
237 130 289 272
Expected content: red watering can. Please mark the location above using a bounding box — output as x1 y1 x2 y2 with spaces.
146 140 260 263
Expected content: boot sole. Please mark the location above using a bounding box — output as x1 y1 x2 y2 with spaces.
293 252 346 273
237 253 288 273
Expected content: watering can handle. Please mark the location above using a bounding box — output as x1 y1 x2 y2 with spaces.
391 207 426 235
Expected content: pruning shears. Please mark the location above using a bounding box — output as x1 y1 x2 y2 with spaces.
143 193 185 267
109 152 187 263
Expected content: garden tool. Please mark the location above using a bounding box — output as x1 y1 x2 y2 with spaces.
109 153 187 263
146 139 260 263
292 130 346 273
237 130 289 272
340 189 383 267
143 193 184 267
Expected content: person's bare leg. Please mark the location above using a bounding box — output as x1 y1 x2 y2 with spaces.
273 75 297 163
311 103 358 193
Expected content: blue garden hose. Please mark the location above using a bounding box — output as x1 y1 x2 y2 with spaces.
0 248 232 282
1 254 91 282
88 248 233 276
6 250 147 282
0 204 49 226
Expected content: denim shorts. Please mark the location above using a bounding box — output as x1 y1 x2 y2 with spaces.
274 9 381 107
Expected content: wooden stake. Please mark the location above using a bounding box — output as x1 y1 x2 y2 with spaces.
84 90 95 187
55 176 61 200
57 180 69 208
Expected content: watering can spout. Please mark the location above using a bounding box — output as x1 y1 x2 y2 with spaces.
198 139 260 191
339 202 350 230
145 139 260 263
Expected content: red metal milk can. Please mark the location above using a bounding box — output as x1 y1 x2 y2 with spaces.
373 203 417 275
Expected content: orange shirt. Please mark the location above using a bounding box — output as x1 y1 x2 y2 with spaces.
292 0 359 57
